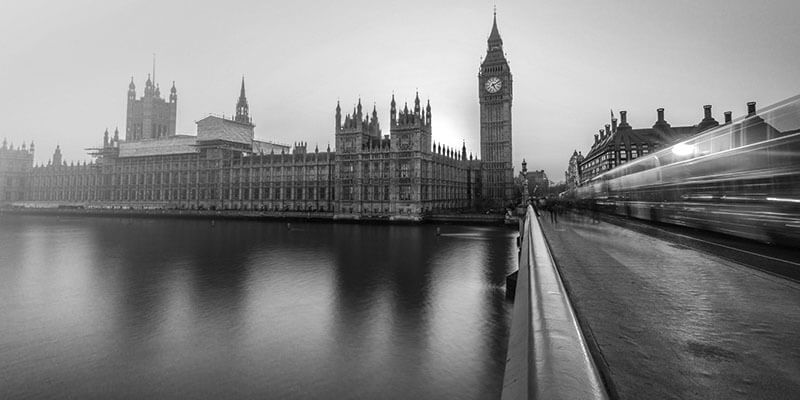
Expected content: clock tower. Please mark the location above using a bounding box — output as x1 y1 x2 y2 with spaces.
479 11 513 207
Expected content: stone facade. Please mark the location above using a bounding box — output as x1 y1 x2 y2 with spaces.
565 150 584 188
11 14 507 218
22 83 479 220
0 139 34 204
126 75 177 141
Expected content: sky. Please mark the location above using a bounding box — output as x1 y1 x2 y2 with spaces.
1 0 799 181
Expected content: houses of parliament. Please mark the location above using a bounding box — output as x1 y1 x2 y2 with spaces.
0 14 515 220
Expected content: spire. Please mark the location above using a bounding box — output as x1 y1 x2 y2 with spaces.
52 144 62 166
128 76 136 100
426 99 432 125
488 8 503 50
335 100 342 132
145 73 154 96
113 127 119 143
390 93 397 124
414 91 421 116
235 76 251 125
169 81 177 103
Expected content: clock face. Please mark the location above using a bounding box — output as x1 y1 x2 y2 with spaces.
485 77 502 93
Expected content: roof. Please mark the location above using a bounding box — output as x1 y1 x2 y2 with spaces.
253 140 290 154
118 135 198 158
488 13 502 45
196 115 254 145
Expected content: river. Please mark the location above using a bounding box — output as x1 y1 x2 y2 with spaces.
0 215 515 399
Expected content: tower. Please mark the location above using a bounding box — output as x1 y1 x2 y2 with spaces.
479 10 514 206
234 77 252 125
125 71 177 141
52 145 62 166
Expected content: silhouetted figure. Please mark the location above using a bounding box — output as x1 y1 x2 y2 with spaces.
549 201 558 224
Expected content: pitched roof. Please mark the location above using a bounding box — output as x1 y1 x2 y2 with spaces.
196 115 254 145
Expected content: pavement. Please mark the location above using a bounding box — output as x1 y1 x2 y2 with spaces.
538 210 800 400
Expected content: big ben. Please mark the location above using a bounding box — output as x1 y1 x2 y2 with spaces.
479 11 514 206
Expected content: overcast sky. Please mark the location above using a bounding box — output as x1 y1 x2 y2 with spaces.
2 0 798 180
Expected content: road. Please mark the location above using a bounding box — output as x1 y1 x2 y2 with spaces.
539 210 800 400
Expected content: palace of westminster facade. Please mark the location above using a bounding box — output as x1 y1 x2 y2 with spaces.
0 14 515 219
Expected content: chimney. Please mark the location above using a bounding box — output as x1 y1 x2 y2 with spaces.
724 111 732 124
594 134 599 144
703 105 712 119
620 110 628 127
611 118 618 132
747 102 756 117
604 124 610 137
656 108 665 122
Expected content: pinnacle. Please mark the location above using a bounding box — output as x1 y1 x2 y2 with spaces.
488 9 503 45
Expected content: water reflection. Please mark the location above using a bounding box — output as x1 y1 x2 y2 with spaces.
0 216 514 399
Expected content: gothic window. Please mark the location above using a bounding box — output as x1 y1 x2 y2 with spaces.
400 162 410 178
399 185 411 201
399 136 411 150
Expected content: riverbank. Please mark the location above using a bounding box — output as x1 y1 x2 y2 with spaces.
1 207 507 226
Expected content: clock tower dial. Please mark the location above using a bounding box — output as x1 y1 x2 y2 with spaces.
479 11 514 207
485 77 502 93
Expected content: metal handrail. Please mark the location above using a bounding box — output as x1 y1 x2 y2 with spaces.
502 205 609 400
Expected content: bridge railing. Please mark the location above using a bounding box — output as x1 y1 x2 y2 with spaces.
502 205 609 400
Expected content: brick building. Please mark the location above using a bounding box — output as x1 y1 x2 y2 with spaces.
579 105 723 182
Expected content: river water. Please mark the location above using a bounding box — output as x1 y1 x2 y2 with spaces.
0 215 515 399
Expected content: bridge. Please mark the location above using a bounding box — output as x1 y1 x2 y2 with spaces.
502 205 800 399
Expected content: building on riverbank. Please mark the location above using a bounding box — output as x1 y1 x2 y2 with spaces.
0 139 34 204
23 81 480 220
11 13 514 219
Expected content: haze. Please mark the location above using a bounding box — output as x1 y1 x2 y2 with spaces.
1 0 798 181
